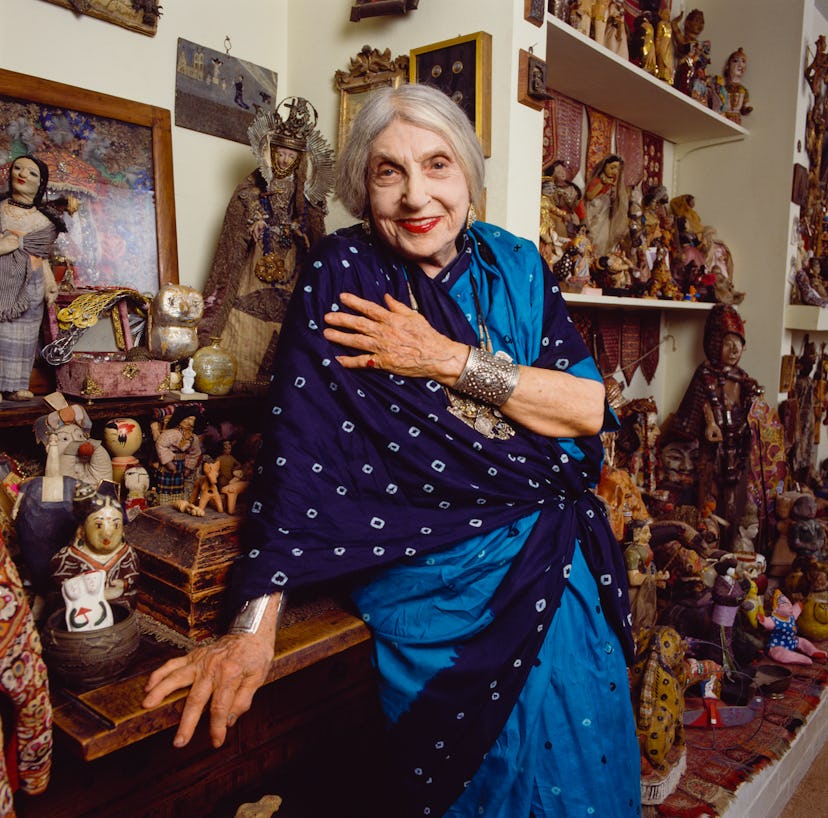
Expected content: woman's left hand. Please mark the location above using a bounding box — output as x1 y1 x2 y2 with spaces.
323 291 467 382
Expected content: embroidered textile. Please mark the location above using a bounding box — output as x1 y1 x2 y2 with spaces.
616 120 644 187
549 93 584 179
586 107 614 180
643 130 664 190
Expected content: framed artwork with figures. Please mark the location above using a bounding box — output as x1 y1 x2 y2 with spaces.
0 68 178 294
410 32 492 157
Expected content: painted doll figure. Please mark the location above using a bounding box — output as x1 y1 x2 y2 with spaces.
579 154 630 257
758 590 827 665
710 48 752 125
50 482 139 609
0 155 64 400
150 405 203 505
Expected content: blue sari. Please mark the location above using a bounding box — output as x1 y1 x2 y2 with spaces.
233 222 638 817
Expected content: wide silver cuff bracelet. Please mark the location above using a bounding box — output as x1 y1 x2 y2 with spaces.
227 593 287 635
453 346 520 407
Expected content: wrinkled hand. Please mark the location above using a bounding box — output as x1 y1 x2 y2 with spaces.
142 633 274 748
323 291 467 382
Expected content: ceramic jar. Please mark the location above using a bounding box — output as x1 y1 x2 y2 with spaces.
192 338 237 396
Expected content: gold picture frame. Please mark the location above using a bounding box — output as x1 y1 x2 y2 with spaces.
334 47 410 156
410 32 492 157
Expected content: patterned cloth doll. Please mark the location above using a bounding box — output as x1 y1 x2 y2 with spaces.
0 532 52 816
758 590 828 665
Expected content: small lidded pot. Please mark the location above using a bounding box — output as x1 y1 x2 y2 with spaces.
192 337 237 396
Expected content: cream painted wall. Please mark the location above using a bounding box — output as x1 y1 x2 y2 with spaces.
3 0 547 292
2 0 288 290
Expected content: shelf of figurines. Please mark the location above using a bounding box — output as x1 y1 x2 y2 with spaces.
545 14 748 145
564 290 714 311
785 303 828 332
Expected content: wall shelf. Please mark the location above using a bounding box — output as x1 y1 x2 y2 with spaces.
545 16 748 144
785 304 828 331
564 292 714 311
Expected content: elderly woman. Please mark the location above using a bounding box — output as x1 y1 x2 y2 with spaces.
144 84 639 817
0 155 63 400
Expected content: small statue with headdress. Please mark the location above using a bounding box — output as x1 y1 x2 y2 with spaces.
197 96 334 393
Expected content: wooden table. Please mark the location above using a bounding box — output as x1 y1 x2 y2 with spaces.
18 599 381 818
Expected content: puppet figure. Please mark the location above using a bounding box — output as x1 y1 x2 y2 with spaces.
0 155 64 401
580 154 630 257
710 48 753 125
198 97 333 393
666 305 762 546
150 405 203 505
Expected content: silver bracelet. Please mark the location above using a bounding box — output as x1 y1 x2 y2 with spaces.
227 593 287 635
453 346 520 407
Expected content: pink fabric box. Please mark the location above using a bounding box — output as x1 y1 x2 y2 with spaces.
56 352 170 399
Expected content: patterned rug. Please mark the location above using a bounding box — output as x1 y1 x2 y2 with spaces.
652 660 828 817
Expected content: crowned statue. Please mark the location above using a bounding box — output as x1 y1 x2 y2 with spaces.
198 96 334 392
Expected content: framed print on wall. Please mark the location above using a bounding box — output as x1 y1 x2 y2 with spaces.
0 68 178 294
335 47 410 156
410 31 492 157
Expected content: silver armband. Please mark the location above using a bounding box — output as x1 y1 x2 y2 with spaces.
227 593 287 635
453 346 520 407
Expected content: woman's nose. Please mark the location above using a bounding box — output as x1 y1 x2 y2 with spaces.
401 170 430 209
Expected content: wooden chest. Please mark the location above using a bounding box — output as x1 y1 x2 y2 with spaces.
56 352 170 399
126 505 243 641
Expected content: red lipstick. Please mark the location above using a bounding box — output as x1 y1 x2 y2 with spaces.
399 217 440 234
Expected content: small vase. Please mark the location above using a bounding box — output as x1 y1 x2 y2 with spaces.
192 338 237 396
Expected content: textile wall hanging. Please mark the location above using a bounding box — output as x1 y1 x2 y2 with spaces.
586 107 613 180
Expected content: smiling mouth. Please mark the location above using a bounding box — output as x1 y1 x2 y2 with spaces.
398 217 441 234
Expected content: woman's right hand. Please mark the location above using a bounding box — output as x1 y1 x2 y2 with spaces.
142 632 274 748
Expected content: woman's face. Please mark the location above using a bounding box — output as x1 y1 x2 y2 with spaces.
10 157 41 202
367 119 470 279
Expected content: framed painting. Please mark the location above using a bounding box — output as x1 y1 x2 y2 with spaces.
335 47 409 155
525 0 545 26
40 0 160 36
350 0 419 21
410 32 492 157
0 68 178 293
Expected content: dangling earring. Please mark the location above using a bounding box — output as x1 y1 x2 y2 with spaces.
361 218 372 236
466 204 477 230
